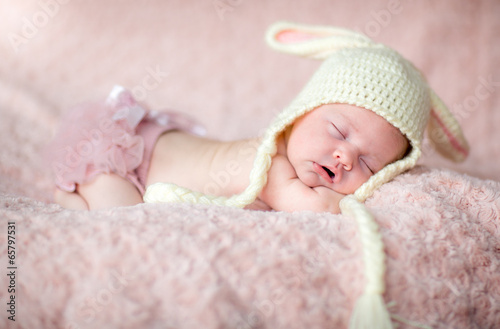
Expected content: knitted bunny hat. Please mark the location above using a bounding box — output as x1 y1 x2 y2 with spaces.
145 22 469 329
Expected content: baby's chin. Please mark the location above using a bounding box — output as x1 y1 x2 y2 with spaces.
332 182 361 196
299 171 336 191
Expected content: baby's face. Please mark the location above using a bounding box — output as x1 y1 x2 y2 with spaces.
286 104 409 195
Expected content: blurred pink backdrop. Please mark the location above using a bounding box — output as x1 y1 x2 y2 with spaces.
1 0 498 181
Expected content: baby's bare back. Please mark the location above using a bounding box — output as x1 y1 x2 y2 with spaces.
147 131 263 201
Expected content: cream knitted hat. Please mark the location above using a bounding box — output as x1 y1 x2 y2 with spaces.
144 21 469 329
264 21 469 203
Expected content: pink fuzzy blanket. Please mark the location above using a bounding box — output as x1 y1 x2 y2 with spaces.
1 1 499 328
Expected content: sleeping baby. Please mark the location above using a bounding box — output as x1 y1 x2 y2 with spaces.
45 21 470 328
46 21 468 214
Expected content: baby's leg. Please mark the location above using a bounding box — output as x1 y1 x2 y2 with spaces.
54 189 89 210
77 173 143 210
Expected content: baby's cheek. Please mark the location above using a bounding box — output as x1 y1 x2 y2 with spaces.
345 171 371 194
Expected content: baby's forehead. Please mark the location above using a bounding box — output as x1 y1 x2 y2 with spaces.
312 103 381 120
313 103 407 139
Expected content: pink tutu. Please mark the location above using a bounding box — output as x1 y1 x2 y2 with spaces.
45 86 205 195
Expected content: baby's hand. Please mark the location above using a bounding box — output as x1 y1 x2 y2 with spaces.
260 154 345 214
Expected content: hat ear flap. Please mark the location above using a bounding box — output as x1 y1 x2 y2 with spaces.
265 21 375 60
427 91 469 162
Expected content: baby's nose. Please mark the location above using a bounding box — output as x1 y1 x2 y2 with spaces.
333 147 355 171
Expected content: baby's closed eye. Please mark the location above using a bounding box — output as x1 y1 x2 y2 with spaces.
329 123 345 139
360 158 374 174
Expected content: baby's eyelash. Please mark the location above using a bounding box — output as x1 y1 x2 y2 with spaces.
332 123 345 139
362 158 374 174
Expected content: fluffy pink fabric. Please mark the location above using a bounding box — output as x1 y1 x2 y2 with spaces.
0 168 499 328
44 86 204 194
45 99 147 193
0 1 499 328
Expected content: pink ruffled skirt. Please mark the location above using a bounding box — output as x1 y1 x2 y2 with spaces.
45 86 205 195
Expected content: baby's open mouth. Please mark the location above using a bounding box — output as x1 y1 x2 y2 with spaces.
322 166 335 179
313 162 335 184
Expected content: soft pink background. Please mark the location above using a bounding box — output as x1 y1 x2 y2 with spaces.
0 0 499 184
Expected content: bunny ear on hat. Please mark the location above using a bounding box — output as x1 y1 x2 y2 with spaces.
427 91 470 162
265 21 377 60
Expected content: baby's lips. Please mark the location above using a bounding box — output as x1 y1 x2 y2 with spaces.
312 162 333 184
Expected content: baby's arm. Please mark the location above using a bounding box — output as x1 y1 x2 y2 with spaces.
260 154 345 214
